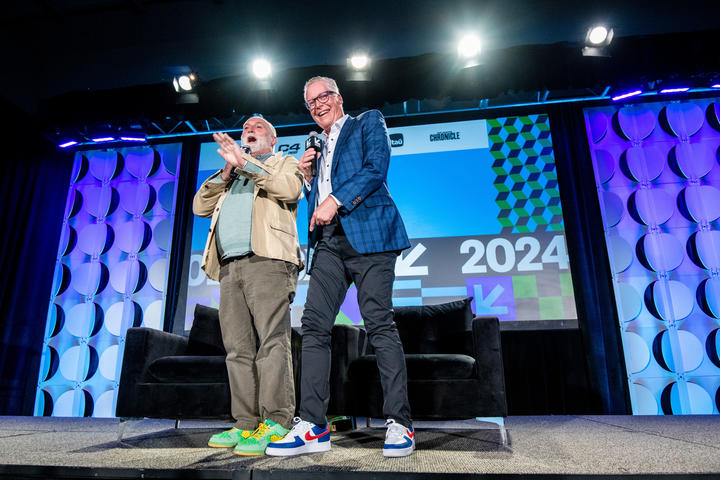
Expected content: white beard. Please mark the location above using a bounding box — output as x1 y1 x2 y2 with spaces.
244 135 273 155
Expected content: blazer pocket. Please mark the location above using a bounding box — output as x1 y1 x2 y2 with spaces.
363 194 393 207
270 223 295 236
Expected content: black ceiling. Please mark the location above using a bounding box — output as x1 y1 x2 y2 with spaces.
2 0 719 136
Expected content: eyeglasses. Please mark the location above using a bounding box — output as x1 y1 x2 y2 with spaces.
305 91 338 110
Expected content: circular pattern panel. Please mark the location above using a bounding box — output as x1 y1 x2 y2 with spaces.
118 183 154 215
625 145 664 182
630 189 674 226
623 332 651 374
83 185 118 218
617 106 656 142
653 329 703 372
125 149 159 179
674 142 714 179
637 233 683 273
92 390 116 418
89 151 121 182
153 218 173 251
601 191 624 227
143 300 164 330
148 258 167 292
664 103 705 138
158 182 176 212
59 345 99 382
630 383 659 415
114 219 151 254
588 112 609 144
648 280 694 321
693 230 720 270
682 185 720 223
99 345 119 381
661 381 714 415
77 223 114 256
105 300 142 336
70 262 108 296
616 282 642 322
66 302 103 338
109 260 147 294
702 278 720 319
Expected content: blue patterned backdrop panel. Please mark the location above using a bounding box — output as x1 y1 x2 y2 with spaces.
584 99 720 415
35 144 182 417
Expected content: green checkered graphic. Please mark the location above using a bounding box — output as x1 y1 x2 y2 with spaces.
488 115 564 234
512 273 576 321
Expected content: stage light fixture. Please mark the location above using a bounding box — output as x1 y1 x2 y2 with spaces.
659 87 690 94
92 136 116 143
458 34 482 58
457 34 482 68
350 54 369 70
582 25 614 57
611 89 642 102
58 140 78 149
346 52 372 81
172 73 197 92
252 59 272 79
712 84 720 89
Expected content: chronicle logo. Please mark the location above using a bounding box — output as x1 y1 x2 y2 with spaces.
389 133 404 147
429 131 461 142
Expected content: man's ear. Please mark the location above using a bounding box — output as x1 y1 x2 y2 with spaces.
271 136 278 147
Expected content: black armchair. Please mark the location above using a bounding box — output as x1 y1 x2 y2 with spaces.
116 304 362 422
340 298 508 420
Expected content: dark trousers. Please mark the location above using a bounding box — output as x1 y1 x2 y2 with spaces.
299 221 412 427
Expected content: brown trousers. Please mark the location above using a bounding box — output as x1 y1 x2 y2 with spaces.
218 254 297 430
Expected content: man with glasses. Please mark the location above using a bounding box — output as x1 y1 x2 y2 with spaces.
266 77 415 458
194 116 303 456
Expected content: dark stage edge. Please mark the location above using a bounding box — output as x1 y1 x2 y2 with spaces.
0 415 719 480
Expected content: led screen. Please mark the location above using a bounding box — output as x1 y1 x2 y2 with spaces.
186 115 577 330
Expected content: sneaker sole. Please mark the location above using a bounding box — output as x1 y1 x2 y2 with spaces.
265 442 331 456
383 445 415 457
208 443 236 448
233 450 264 456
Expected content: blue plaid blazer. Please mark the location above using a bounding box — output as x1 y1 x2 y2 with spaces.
305 110 410 271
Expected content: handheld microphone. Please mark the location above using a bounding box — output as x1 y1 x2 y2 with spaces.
305 131 322 177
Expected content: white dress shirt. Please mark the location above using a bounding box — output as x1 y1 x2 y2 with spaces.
311 114 349 207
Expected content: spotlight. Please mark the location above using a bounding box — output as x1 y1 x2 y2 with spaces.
350 54 369 70
659 87 690 94
252 59 272 79
173 73 197 92
346 52 372 81
58 140 78 149
457 34 482 68
711 84 720 89
582 25 614 57
458 34 482 58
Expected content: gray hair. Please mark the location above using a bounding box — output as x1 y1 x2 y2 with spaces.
303 76 340 99
243 115 277 138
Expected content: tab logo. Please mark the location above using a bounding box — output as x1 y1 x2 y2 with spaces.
390 133 404 147
429 131 460 142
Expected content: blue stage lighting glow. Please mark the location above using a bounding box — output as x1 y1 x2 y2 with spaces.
59 141 78 148
712 84 720 89
91 137 115 142
120 136 146 142
660 87 690 93
611 90 643 101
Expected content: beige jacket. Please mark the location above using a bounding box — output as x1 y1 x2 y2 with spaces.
192 151 304 281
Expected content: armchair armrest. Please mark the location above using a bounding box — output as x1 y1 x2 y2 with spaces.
116 327 189 418
327 324 365 416
471 316 508 417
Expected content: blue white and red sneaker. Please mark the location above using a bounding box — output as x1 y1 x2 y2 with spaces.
265 417 331 456
383 418 415 457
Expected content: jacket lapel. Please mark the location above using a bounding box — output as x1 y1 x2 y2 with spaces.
332 115 355 178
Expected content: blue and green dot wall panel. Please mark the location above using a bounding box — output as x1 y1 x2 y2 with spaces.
35 144 182 417
585 99 720 415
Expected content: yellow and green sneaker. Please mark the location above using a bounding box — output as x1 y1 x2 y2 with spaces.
234 419 290 456
208 427 255 448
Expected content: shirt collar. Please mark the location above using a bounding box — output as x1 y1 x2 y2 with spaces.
323 114 350 139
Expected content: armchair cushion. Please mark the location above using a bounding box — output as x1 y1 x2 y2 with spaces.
392 297 473 354
348 353 476 381
147 355 228 383
186 304 225 356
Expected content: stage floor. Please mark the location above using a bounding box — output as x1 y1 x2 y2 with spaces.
0 415 719 479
